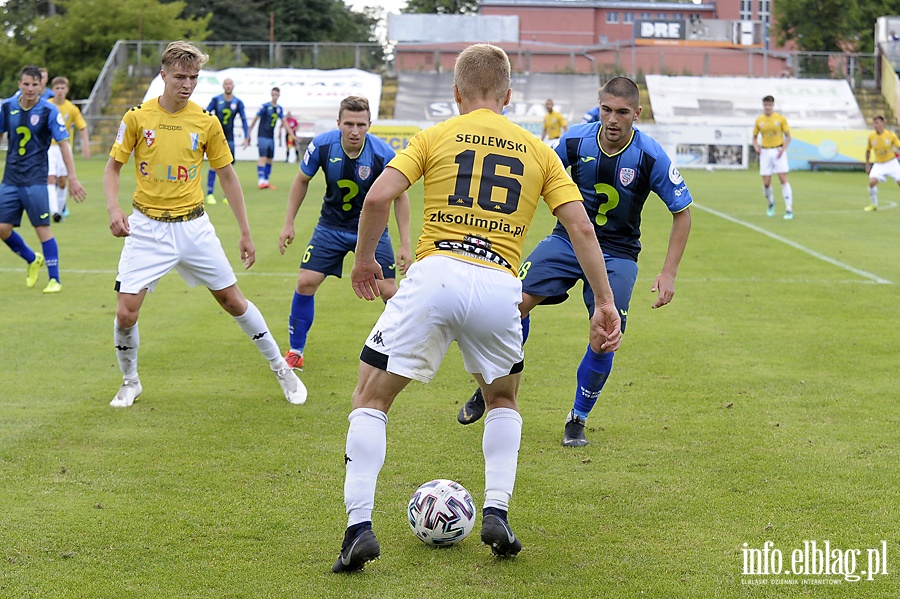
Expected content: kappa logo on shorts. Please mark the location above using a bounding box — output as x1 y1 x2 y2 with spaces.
371 331 384 346
143 129 156 147
619 167 636 186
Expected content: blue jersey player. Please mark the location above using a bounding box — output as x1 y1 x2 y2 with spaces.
244 87 295 189
457 77 693 447
204 78 248 204
581 87 601 124
0 66 86 293
278 95 411 370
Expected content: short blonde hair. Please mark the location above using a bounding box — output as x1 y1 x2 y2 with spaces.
454 44 510 104
161 40 209 72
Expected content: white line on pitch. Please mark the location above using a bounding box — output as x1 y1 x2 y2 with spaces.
692 203 893 285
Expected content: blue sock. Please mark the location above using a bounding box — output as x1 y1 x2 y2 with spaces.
521 314 531 344
288 292 315 352
41 238 60 282
3 232 35 263
264 163 272 179
572 346 614 420
257 165 265 181
207 169 216 195
484 506 509 521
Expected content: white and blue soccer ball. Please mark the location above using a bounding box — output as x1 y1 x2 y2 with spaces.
407 479 476 546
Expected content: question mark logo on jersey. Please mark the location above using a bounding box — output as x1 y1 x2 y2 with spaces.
15 126 31 156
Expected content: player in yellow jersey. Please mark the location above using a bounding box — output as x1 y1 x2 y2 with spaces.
330 43 622 573
48 76 90 221
753 95 794 219
103 41 306 408
541 98 568 148
864 115 900 211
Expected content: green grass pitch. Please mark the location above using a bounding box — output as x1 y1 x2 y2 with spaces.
1 155 898 597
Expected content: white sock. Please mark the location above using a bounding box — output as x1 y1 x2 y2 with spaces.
344 408 388 526
233 300 282 368
869 185 879 207
57 186 67 213
114 319 139 380
48 184 59 215
763 185 774 205
483 407 522 511
782 183 793 212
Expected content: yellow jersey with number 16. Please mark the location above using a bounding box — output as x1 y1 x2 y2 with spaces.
387 108 582 276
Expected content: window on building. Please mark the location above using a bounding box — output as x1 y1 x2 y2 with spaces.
740 0 753 21
607 11 619 24
658 12 667 19
758 0 771 23
640 12 650 19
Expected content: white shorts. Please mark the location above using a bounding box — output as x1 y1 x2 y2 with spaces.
362 255 524 384
759 147 789 176
47 145 68 178
868 158 900 182
115 210 238 294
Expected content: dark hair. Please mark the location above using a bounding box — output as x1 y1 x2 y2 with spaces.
762 95 775 103
339 96 371 120
20 66 42 81
272 87 280 93
600 76 639 108
874 115 885 123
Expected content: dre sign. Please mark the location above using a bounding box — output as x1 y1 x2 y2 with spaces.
635 20 685 40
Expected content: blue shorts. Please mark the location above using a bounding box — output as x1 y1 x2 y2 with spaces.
0 184 51 227
301 224 397 279
520 234 638 331
258 137 275 159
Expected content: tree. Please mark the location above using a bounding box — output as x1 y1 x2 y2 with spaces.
19 0 210 98
174 0 269 41
1 0 55 42
773 0 900 53
402 0 477 15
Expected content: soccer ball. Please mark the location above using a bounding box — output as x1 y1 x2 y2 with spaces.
407 479 476 546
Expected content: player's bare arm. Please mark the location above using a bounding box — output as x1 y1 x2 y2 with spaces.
104 157 130 237
554 200 622 352
352 167 411 301
392 191 412 275
651 207 691 309
218 163 256 269
279 171 313 254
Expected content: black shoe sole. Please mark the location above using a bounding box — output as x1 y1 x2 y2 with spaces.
480 515 522 557
457 388 486 425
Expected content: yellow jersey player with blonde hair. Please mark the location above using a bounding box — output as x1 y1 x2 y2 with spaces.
330 43 622 573
48 75 90 221
104 40 306 408
752 95 794 219
864 115 900 211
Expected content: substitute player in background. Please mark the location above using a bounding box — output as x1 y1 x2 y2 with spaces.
244 87 296 189
863 115 900 211
541 98 568 147
457 76 692 448
48 76 90 221
0 66 86 293
331 43 621 573
278 95 411 371
753 95 794 219
205 77 248 205
281 111 299 162
104 41 306 408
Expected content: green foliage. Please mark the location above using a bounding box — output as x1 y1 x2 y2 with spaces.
0 0 211 99
402 0 478 15
1 160 900 596
773 0 900 52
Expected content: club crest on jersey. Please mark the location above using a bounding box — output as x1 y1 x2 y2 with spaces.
619 167 636 186
190 133 199 151
357 165 371 180
144 129 156 147
30 114 40 126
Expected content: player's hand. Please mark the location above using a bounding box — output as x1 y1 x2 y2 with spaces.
239 234 256 269
108 206 130 237
651 272 676 309
242 139 250 149
590 301 622 352
279 224 295 255
82 147 91 160
68 178 86 203
351 258 384 301
397 244 412 275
